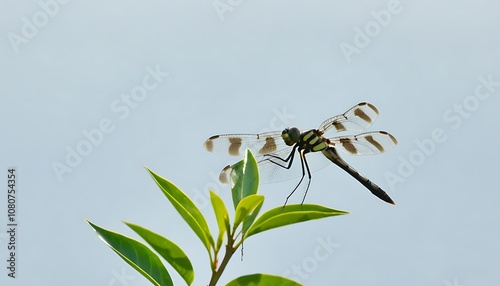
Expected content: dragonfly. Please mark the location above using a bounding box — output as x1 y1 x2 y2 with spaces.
204 102 398 205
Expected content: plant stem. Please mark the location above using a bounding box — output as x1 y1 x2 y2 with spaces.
208 238 236 286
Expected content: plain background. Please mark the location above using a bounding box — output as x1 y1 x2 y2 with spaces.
1 0 499 285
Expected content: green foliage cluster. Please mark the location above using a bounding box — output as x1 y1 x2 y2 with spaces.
87 150 348 285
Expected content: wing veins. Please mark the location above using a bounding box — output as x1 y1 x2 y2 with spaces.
319 102 379 134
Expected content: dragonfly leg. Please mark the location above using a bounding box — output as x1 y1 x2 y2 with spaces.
300 153 313 205
261 145 297 169
283 149 307 208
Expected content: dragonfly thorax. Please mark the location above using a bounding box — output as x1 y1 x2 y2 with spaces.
281 127 301 146
297 129 329 153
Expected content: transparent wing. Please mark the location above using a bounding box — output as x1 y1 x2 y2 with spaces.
218 147 293 184
219 147 330 185
318 102 379 134
328 131 398 155
204 131 286 157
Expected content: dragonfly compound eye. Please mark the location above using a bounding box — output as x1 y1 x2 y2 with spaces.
288 127 301 141
281 127 300 146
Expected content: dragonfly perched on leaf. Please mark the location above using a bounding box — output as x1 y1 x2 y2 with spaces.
204 102 398 205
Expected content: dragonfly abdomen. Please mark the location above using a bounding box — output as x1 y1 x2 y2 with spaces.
322 147 395 205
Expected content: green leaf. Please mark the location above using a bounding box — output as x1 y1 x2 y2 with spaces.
233 195 264 230
230 149 259 209
210 190 230 251
146 167 214 252
226 273 302 286
242 201 263 235
245 204 348 238
86 220 173 286
125 222 194 286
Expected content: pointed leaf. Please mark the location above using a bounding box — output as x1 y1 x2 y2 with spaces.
230 149 259 209
242 201 263 235
226 273 302 286
245 204 348 238
233 195 264 230
210 190 230 251
125 222 194 286
146 167 214 252
86 220 173 286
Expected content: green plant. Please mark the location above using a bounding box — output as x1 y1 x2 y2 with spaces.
86 149 348 285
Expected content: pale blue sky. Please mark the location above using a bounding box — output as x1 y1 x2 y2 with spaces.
1 1 499 285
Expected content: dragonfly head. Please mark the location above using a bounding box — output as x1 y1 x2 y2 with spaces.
281 127 300 146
